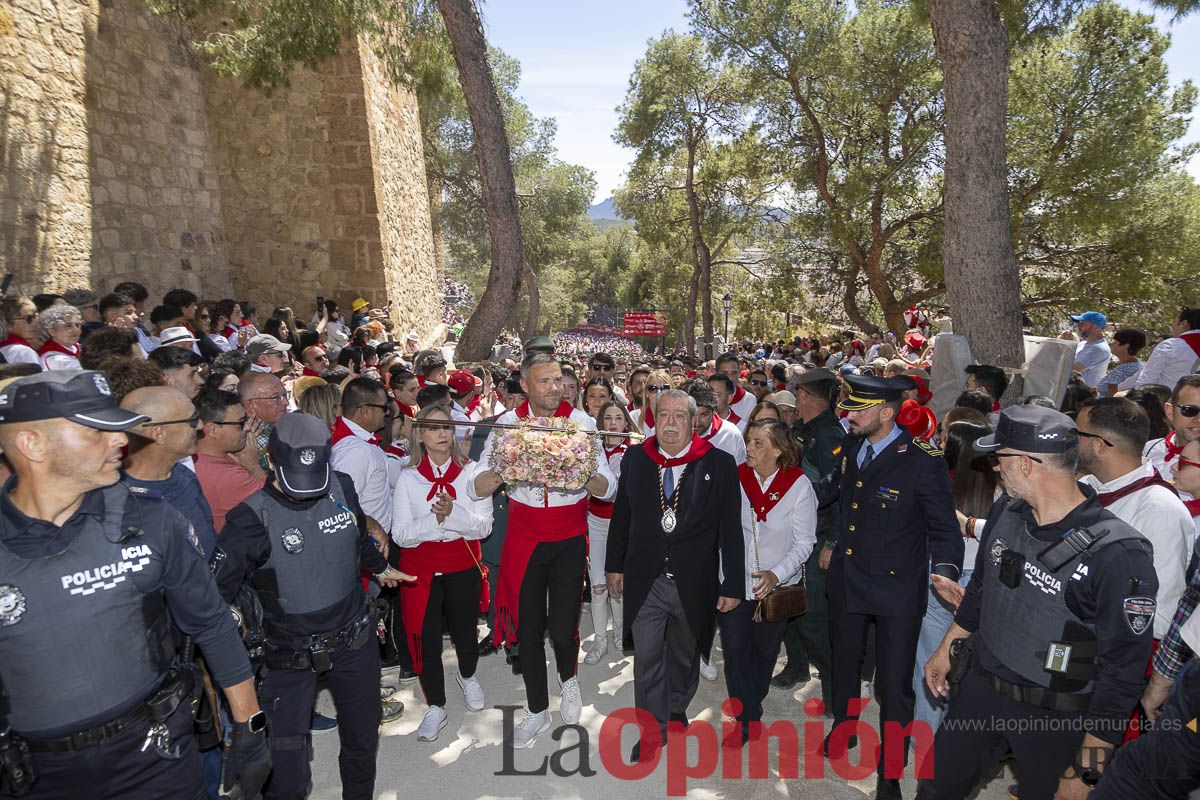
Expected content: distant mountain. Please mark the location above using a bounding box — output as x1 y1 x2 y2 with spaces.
587 196 621 222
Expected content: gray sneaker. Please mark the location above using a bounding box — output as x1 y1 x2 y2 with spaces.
558 677 582 725
510 709 551 749
381 698 405 724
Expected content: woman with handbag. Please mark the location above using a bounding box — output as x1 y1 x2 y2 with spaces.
392 406 493 742
719 418 817 747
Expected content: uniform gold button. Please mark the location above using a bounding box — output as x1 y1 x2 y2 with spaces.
889 570 896 575
855 481 863 488
851 502 859 510
848 525 856 532
844 548 853 555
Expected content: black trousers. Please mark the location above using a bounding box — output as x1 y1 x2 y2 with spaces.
518 535 586 713
915 665 1082 800
827 583 922 777
418 567 482 707
631 573 700 733
3 698 204 800
718 599 785 730
782 547 831 698
259 635 381 800
1092 658 1200 800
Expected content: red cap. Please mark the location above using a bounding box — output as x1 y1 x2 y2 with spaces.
447 369 481 395
904 331 927 350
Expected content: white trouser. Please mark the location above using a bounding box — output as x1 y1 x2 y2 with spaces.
587 512 622 643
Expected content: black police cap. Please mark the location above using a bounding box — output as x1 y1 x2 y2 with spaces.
0 370 149 431
975 404 1078 454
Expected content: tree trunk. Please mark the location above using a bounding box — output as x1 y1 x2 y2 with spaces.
684 142 715 360
683 265 700 357
521 265 540 342
435 0 525 359
930 0 1025 395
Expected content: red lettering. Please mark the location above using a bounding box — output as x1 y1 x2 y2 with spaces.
666 715 718 796
597 707 660 781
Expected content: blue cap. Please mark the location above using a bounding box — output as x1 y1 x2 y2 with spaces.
1069 311 1107 329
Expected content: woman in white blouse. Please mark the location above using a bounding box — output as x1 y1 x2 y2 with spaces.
392 406 493 742
720 418 817 747
584 400 635 664
35 305 83 371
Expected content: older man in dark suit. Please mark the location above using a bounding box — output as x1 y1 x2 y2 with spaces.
607 389 745 762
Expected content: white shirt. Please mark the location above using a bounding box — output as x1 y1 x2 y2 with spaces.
391 458 492 548
384 439 411 489
1135 331 1200 390
208 333 234 353
450 401 473 440
330 417 393 533
701 415 746 465
0 342 38 366
468 406 617 507
40 350 80 371
730 387 757 431
734 468 818 601
1080 463 1194 638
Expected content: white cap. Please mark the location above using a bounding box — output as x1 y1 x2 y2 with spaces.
766 390 797 409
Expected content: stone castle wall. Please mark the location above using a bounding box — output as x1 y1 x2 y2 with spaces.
0 0 438 336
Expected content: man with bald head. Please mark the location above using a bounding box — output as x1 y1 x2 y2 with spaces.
300 345 331 378
120 385 219 558
0 370 270 798
238 372 289 473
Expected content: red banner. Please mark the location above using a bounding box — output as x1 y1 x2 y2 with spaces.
623 311 666 337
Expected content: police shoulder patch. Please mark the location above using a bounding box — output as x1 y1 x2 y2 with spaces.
1123 596 1155 636
913 439 943 457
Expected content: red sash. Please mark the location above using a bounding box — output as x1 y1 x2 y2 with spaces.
492 498 588 648
515 399 574 419
731 386 748 406
724 409 741 427
700 414 722 441
1097 474 1177 507
331 417 379 447
588 445 626 518
38 340 79 359
738 463 805 521
642 404 655 430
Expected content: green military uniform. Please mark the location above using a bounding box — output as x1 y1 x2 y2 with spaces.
469 416 509 632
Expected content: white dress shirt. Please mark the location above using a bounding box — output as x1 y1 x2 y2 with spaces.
1080 463 1194 638
702 415 747 465
468 406 617 507
450 401 473 440
391 457 492 548
0 342 38 365
735 468 818 601
1135 331 1200 390
730 388 757 432
330 417 393 533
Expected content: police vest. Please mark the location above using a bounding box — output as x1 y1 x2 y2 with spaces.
240 478 363 626
0 484 174 736
979 503 1147 694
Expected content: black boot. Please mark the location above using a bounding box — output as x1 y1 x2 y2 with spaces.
874 776 902 800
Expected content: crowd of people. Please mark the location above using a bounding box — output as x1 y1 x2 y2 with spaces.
2 282 1200 800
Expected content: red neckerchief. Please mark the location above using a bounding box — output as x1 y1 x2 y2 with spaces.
417 375 428 387
992 400 1001 413
641 434 713 468
38 340 79 358
0 334 30 349
731 386 747 405
515 400 573 419
417 455 462 500
604 443 627 460
221 325 237 339
397 404 416 419
1184 498 1200 516
331 416 379 447
626 401 636 413
301 366 321 378
385 439 408 459
723 409 741 426
1165 432 1184 461
643 404 655 429
1097 473 1177 508
701 413 722 441
466 396 482 416
774 381 786 392
1181 331 1200 359
738 463 805 521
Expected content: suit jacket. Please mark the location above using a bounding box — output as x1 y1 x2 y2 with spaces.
824 430 962 617
606 444 744 656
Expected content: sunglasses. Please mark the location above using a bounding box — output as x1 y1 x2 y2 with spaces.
199 314 211 320
645 384 671 393
211 416 250 427
1077 430 1114 448
149 412 201 428
986 452 1042 466
749 380 769 387
1174 404 1200 418
591 364 614 372
312 354 330 362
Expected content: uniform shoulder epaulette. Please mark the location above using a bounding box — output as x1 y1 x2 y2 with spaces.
913 439 943 457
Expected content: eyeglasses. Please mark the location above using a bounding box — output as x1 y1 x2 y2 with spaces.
591 364 614 372
1077 430 1114 448
749 380 769 387
199 314 211 320
20 315 35 323
148 412 201 428
646 384 671 393
986 452 1043 467
81 304 98 311
248 394 287 404
58 321 82 329
1175 404 1200 418
211 416 250 427
312 354 330 363
361 403 390 411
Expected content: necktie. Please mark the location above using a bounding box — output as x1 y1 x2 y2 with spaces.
663 466 675 499
862 444 875 469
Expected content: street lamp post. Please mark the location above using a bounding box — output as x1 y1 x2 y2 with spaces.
722 292 733 344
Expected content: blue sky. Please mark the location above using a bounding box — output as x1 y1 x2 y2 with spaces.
481 0 1200 205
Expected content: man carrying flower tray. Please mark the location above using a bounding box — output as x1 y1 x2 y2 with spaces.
470 351 616 749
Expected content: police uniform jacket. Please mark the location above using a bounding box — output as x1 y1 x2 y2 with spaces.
469 413 509 566
793 408 845 545
826 429 963 616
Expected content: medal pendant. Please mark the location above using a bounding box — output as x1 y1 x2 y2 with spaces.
662 509 677 533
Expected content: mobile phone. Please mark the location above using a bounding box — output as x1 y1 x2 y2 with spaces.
0 274 12 296
316 296 324 315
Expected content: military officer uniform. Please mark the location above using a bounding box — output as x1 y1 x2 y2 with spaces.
818 375 963 800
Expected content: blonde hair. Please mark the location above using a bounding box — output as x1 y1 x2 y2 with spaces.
406 404 466 467
298 382 341 428
639 369 672 434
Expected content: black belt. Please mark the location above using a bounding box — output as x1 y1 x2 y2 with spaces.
24 668 194 754
979 665 1092 713
267 607 373 667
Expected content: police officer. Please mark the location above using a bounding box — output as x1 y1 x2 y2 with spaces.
774 368 844 707
0 370 270 799
214 412 410 800
818 374 963 800
918 405 1158 800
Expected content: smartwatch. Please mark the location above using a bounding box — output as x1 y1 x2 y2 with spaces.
235 710 268 735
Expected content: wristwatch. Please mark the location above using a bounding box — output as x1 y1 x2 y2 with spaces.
235 710 268 735
1078 767 1102 787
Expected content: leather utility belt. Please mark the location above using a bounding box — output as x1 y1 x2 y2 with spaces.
266 607 374 673
23 666 195 754
978 664 1091 713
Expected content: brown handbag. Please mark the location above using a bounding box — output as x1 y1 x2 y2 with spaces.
750 513 808 623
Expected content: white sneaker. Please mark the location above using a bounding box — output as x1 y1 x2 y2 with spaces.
510 709 551 749
584 638 608 665
457 672 486 712
559 676 583 724
699 658 719 681
416 706 448 741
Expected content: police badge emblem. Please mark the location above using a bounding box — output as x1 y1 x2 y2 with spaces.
1123 596 1155 635
989 538 1007 567
92 374 112 396
299 448 316 466
0 585 26 626
281 528 305 554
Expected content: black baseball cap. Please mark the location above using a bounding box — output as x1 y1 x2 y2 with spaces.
268 413 332 498
837 374 916 411
974 404 1078 454
0 370 149 431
